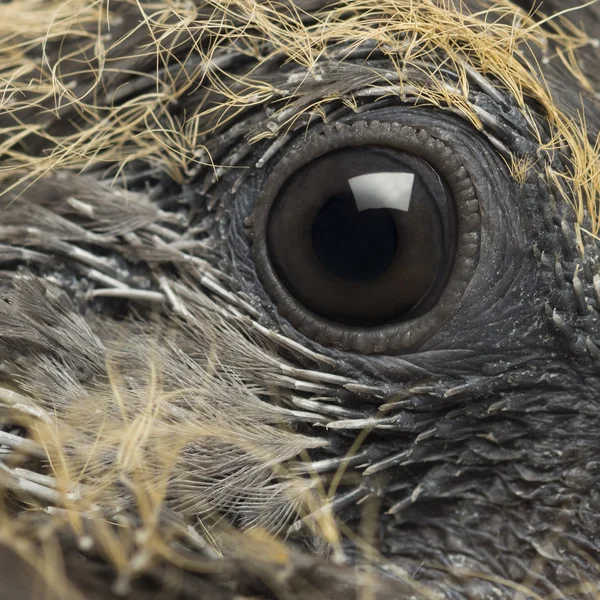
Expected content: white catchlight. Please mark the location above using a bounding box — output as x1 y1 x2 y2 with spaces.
348 172 415 212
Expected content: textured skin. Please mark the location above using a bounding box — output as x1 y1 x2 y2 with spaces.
1 0 600 598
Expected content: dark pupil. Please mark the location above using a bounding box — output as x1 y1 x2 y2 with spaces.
312 193 398 282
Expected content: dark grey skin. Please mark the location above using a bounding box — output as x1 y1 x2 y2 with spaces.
1 1 600 598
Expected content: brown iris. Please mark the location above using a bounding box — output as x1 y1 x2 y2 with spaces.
266 147 456 326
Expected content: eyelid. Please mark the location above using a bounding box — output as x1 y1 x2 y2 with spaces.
249 118 481 354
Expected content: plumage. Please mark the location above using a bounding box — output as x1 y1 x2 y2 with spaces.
1 0 600 598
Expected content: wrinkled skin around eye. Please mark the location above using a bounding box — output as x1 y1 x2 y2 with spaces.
0 0 600 599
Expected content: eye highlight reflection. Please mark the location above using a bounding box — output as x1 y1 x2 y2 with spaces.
349 171 415 212
265 147 456 326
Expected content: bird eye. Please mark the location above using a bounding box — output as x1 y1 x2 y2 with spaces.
250 119 480 354
267 148 456 326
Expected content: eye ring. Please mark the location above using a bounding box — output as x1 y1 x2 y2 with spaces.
250 119 480 354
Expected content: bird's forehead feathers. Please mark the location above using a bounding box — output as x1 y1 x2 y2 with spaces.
1 0 599 229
